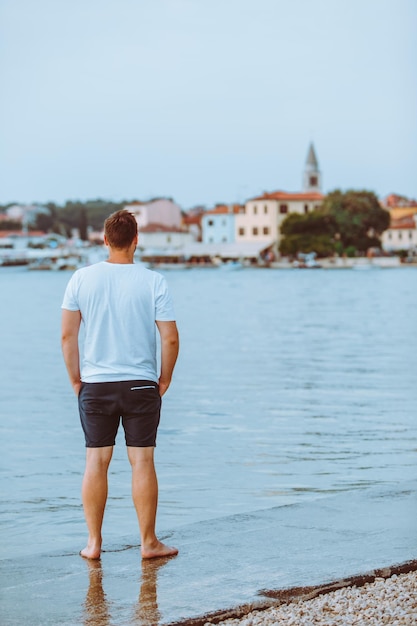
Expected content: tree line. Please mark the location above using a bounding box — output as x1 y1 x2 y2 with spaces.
0 190 391 256
0 199 131 239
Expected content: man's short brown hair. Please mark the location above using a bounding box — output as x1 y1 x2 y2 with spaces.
104 210 138 249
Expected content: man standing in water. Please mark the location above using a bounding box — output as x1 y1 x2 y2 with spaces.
61 210 179 560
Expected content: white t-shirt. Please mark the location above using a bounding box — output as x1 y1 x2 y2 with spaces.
61 262 175 383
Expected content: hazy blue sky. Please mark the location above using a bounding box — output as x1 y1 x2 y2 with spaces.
1 0 416 209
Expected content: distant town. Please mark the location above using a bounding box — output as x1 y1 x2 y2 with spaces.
1 144 416 270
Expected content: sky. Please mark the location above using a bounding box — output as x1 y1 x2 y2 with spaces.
1 0 416 210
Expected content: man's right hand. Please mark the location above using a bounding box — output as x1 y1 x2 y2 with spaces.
73 381 83 397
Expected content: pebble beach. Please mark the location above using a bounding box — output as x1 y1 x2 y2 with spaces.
212 570 417 626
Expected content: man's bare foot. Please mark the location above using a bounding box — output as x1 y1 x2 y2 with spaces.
141 540 178 560
80 540 101 560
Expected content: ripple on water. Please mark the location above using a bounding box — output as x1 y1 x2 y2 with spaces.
1 267 416 557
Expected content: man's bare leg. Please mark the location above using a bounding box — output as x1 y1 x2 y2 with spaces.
80 446 113 559
127 446 178 559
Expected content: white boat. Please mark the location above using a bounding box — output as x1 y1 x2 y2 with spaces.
27 254 86 271
219 260 244 270
293 252 322 269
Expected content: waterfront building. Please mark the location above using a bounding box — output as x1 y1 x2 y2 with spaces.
382 194 417 211
182 207 205 242
125 197 194 261
381 214 417 253
236 144 324 254
5 204 49 230
236 191 323 249
125 198 182 230
380 194 417 254
202 204 243 244
381 202 417 223
136 223 194 250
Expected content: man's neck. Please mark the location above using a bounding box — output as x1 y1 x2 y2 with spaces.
106 246 135 264
104 235 137 264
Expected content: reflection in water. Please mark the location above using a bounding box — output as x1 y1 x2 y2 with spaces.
82 556 175 626
133 557 174 625
83 560 111 626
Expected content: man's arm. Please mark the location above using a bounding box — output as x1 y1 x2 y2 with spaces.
61 309 82 396
156 320 179 396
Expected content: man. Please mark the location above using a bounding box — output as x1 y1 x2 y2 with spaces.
61 210 179 560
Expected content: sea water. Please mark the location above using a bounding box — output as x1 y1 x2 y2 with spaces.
1 265 416 559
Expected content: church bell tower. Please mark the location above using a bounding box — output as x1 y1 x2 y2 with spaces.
303 143 322 192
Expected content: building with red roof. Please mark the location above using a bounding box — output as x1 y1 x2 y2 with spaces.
382 214 417 253
235 144 324 253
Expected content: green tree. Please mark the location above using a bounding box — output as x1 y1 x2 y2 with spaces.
34 203 58 233
321 189 390 252
83 199 127 230
279 211 337 258
79 207 88 241
279 190 390 257
54 198 131 233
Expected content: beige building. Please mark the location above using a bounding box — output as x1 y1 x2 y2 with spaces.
380 194 417 253
236 191 324 252
382 214 417 253
236 143 324 254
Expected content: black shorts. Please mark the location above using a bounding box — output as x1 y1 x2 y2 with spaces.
78 380 161 448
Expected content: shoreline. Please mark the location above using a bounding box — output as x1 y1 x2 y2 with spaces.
169 560 417 625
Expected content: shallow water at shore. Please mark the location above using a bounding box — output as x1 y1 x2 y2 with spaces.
1 265 416 559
